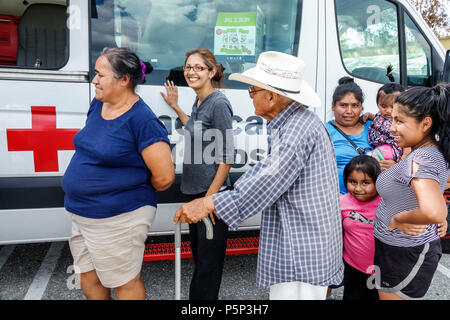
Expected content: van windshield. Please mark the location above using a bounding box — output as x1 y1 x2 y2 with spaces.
90 0 302 88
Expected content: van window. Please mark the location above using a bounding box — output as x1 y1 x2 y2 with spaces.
404 12 432 87
0 1 68 69
335 0 401 83
91 0 303 88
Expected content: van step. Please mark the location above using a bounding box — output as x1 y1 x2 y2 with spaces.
143 237 259 261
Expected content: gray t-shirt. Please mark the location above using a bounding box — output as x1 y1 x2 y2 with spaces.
181 91 235 195
374 145 449 247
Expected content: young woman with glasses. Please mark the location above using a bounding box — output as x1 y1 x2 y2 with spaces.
160 48 235 300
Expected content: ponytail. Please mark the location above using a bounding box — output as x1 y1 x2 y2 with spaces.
212 63 225 88
396 83 450 166
433 83 450 166
386 64 395 82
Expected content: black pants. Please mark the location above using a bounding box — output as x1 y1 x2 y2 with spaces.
185 189 230 300
343 260 379 300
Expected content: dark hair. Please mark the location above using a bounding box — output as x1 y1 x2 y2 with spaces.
101 47 153 90
376 82 405 104
332 76 365 105
385 64 395 82
343 155 381 187
185 48 225 88
395 83 450 166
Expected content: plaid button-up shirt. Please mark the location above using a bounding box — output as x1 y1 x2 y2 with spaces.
213 102 344 288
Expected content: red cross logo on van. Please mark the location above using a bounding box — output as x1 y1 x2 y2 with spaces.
6 106 79 172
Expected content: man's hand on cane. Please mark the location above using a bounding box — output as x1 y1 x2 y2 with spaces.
173 195 217 224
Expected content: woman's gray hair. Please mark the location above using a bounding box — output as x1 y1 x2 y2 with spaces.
101 47 153 90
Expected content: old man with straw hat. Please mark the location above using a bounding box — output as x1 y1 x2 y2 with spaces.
174 51 344 300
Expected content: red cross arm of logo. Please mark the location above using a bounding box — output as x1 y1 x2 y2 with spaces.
6 106 80 172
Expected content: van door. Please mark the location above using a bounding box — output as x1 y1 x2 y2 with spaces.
0 0 90 244
325 0 446 119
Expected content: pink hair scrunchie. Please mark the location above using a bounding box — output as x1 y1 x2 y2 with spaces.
140 61 147 83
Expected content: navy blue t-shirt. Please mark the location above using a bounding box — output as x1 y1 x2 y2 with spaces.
62 97 170 219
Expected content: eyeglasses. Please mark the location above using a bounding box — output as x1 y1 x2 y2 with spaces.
248 86 266 98
182 65 209 72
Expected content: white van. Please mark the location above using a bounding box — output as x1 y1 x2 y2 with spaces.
0 0 448 244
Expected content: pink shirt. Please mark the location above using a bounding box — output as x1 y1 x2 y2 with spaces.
341 193 381 274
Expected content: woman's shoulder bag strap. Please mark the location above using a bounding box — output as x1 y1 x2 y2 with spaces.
328 121 364 155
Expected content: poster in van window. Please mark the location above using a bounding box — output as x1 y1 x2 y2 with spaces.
214 10 264 62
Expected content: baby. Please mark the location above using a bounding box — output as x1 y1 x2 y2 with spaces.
363 83 405 162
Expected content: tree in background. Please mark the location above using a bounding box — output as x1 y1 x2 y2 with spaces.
409 0 449 38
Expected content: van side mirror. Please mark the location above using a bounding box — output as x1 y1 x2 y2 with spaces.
443 49 450 83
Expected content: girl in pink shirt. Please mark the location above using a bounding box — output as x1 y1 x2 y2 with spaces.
341 155 381 300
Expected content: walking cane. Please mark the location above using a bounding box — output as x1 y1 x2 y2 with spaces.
175 217 213 300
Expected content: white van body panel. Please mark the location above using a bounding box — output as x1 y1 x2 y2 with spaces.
0 0 446 244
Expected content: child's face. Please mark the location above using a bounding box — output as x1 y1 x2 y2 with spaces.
377 91 400 120
346 170 378 202
390 103 432 149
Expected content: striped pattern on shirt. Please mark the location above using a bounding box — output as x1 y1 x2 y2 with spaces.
213 102 344 288
374 145 449 247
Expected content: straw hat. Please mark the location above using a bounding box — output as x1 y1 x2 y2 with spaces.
229 51 321 108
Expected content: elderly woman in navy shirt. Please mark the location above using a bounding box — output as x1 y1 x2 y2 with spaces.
63 47 174 300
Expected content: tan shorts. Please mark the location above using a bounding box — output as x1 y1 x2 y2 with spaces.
68 205 156 289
